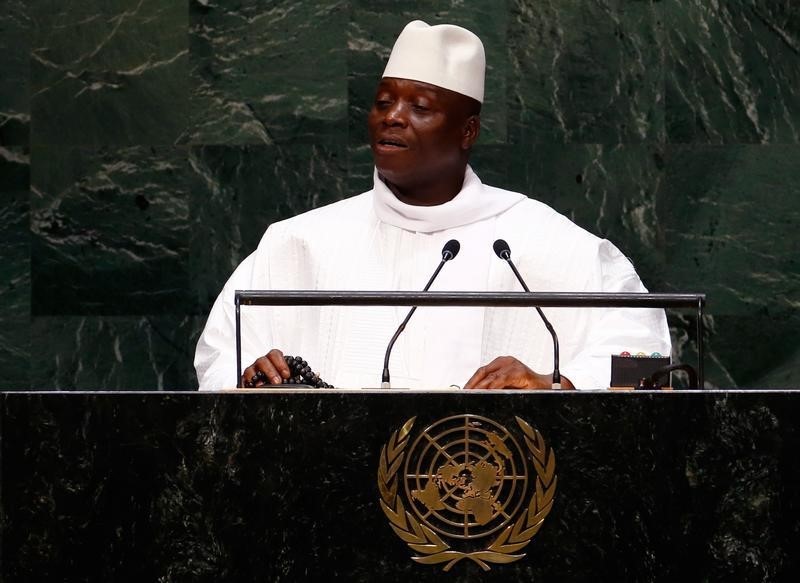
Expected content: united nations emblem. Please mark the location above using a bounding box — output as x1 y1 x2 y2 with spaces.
377 415 557 571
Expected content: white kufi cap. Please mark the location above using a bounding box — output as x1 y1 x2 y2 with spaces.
382 20 485 103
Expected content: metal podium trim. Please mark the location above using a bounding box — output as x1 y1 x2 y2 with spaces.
233 290 706 389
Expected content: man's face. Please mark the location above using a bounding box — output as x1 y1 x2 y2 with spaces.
367 77 478 196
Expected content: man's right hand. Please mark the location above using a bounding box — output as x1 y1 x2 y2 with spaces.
241 349 291 388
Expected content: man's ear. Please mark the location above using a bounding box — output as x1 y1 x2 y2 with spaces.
461 115 481 149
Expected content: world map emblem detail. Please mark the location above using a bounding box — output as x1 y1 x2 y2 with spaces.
377 415 557 571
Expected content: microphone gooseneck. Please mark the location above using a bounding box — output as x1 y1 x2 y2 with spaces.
381 239 460 388
493 239 562 389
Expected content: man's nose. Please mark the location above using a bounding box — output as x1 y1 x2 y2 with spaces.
383 102 408 126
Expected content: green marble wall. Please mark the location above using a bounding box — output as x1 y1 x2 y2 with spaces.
1 0 798 389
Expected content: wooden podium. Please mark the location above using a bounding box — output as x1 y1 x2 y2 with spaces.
2 389 799 582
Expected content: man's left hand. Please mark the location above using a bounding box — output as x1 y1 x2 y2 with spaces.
464 356 574 390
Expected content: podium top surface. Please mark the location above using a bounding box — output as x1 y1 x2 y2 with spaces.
1 388 798 396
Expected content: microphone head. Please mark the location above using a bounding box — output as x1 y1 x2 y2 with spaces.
493 239 511 260
442 239 460 261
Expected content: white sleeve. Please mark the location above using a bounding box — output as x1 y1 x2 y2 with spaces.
194 251 273 391
559 241 672 390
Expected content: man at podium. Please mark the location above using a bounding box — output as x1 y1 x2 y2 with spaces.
195 20 670 391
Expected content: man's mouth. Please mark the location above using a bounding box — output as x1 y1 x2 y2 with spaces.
377 138 408 148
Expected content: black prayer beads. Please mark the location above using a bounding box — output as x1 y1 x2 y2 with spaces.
281 355 333 388
246 355 333 388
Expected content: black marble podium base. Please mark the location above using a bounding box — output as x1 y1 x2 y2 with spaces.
2 390 799 582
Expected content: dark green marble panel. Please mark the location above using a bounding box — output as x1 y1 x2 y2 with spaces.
0 1 30 146
0 148 31 389
503 142 664 273
29 0 188 146
2 392 799 580
664 0 800 143
189 144 348 314
31 146 190 315
660 145 800 387
508 0 665 144
468 144 512 192
185 0 348 145
28 316 202 390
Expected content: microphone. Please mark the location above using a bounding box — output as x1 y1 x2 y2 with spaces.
381 239 460 388
493 239 562 389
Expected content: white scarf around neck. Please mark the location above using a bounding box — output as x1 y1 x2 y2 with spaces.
372 165 526 233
